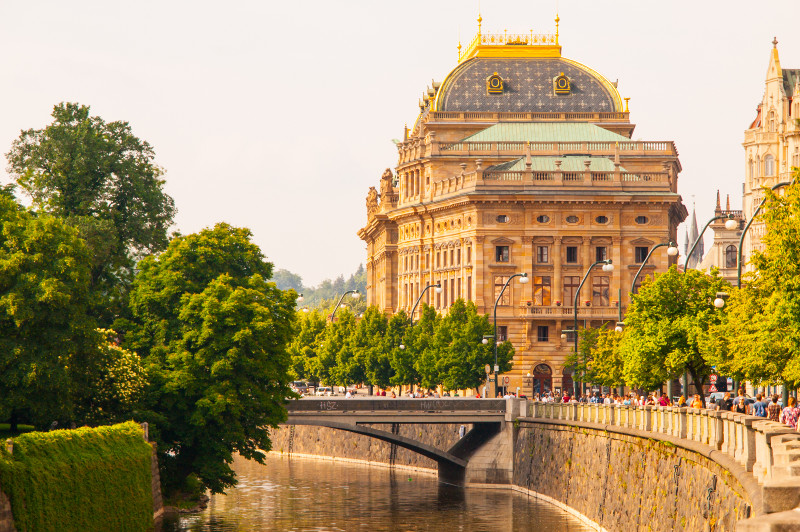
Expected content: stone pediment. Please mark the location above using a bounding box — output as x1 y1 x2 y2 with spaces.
491 237 516 245
630 238 655 246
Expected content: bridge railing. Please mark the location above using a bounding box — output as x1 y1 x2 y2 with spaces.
523 401 800 488
286 398 507 413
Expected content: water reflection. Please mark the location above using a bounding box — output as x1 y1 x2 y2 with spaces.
162 454 591 531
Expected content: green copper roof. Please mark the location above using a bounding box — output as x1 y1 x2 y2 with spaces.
488 156 623 172
461 123 629 143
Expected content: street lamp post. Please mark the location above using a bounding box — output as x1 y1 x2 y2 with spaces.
737 180 793 288
491 272 529 397
573 259 613 398
631 242 679 294
684 215 738 274
410 283 443 324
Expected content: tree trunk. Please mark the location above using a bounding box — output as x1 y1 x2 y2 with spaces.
9 410 18 434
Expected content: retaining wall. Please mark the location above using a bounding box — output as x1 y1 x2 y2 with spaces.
270 423 468 471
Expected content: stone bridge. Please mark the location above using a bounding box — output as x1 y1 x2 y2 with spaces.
284 398 518 485
283 398 800 531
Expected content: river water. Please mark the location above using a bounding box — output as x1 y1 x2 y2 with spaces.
162 454 593 531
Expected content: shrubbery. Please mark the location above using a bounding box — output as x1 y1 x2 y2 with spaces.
0 421 153 532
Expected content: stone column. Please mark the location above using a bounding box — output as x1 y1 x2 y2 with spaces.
553 237 563 305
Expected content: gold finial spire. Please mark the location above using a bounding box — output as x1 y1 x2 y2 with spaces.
555 14 560 45
477 13 482 35
457 41 462 61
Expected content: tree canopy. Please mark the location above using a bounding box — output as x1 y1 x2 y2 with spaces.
123 223 295 495
713 174 800 387
6 102 176 320
619 266 729 394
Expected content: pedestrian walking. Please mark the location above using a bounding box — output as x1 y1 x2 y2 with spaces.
768 394 782 421
780 397 800 429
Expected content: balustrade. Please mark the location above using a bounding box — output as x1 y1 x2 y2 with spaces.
522 402 800 487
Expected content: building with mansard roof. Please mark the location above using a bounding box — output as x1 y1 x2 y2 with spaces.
358 15 687 396
742 39 800 270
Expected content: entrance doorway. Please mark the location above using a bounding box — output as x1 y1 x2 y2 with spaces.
532 364 553 396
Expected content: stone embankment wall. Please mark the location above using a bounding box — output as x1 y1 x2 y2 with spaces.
270 423 469 471
0 482 15 532
515 421 751 532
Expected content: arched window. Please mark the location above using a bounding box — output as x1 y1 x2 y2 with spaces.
749 158 754 179
531 364 553 396
725 245 737 268
765 154 775 176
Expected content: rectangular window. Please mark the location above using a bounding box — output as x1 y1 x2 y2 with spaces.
536 246 549 263
533 276 551 306
537 325 549 342
450 249 454 266
595 246 607 262
635 246 649 264
436 252 440 268
443 280 448 307
592 276 610 306
457 248 461 265
450 278 455 304
566 246 578 264
494 276 510 306
467 246 471 264
564 275 580 305
457 277 462 299
497 325 508 342
467 276 472 301
496 246 510 263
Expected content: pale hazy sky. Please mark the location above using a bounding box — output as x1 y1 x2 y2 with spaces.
0 0 797 286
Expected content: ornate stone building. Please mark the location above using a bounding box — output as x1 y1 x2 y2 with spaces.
742 39 800 269
696 192 744 285
358 17 687 396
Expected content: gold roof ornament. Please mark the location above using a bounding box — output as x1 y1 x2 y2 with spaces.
457 14 561 63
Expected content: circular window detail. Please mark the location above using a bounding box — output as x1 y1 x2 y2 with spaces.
536 215 550 223
595 215 609 224
496 215 509 223
635 216 649 225
566 215 579 223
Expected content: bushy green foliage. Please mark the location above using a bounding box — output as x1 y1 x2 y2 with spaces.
713 172 800 387
0 422 153 532
124 223 296 494
292 300 512 393
6 102 176 322
620 265 729 394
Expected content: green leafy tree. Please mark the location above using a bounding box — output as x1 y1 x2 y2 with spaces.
391 309 420 388
351 307 392 389
565 327 601 389
620 266 728 395
124 223 295 495
74 329 147 426
713 174 800 387
427 300 512 393
6 102 176 321
0 195 100 429
589 328 625 388
287 310 327 383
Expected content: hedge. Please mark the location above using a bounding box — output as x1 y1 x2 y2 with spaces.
0 421 153 532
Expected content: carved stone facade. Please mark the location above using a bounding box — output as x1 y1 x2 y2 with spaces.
742 40 800 269
358 19 686 395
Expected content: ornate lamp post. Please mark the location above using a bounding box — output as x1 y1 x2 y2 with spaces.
489 272 529 397
684 215 737 273
410 283 442 324
631 242 679 294
572 259 613 397
330 290 360 322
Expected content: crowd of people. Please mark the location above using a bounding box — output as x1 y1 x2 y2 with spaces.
531 389 800 431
